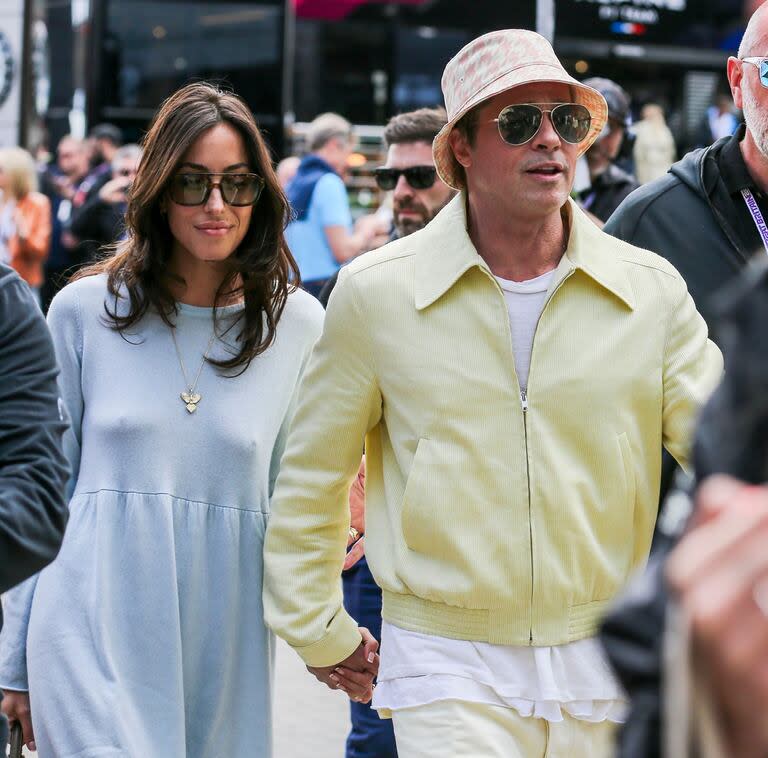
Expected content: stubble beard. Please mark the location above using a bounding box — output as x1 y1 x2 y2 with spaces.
393 194 453 237
742 82 768 159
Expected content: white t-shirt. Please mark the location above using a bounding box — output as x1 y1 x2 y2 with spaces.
494 269 553 391
372 269 627 722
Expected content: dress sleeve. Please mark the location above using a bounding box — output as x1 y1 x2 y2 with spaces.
0 282 84 691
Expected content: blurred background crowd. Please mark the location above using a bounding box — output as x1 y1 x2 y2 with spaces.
0 0 762 308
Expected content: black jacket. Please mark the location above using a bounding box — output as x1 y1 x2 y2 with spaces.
582 163 639 224
0 265 69 606
69 196 127 264
604 135 751 328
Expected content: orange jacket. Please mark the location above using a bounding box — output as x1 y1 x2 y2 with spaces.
7 192 52 287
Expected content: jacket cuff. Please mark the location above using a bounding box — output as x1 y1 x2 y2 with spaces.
293 609 364 668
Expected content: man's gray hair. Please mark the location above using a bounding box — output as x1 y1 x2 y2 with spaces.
306 113 353 152
111 143 142 173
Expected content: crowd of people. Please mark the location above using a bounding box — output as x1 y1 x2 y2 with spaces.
1 6 768 758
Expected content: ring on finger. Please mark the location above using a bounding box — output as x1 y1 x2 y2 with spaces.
348 526 360 541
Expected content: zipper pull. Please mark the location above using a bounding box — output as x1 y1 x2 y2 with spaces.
521 389 528 413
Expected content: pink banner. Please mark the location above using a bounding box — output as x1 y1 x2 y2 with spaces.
293 0 426 21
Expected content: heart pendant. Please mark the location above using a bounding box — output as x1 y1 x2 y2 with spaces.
181 391 202 405
185 402 197 413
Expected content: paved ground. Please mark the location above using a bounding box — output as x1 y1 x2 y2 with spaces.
274 637 350 757
14 638 350 758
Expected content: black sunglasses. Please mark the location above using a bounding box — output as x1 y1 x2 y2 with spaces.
491 103 592 146
374 166 438 191
169 172 265 207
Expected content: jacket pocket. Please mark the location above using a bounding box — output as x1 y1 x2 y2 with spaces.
617 432 636 512
617 431 638 575
401 437 433 553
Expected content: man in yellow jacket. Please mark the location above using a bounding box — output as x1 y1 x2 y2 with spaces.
264 29 723 757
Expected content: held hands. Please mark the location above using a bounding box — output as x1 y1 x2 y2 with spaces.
306 626 379 703
1 689 35 752
345 457 366 570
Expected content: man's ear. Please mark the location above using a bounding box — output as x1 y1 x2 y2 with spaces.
727 56 745 110
448 128 472 171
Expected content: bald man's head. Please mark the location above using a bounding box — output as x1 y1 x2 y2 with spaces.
739 1 768 58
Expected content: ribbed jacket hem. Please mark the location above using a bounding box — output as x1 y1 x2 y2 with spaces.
382 591 610 646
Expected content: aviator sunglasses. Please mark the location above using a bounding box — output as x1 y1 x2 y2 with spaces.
169 172 265 206
491 103 592 146
374 166 438 191
741 57 768 87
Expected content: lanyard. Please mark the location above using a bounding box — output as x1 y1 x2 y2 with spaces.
741 188 768 255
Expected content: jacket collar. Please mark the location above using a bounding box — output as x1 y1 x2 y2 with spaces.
414 193 635 311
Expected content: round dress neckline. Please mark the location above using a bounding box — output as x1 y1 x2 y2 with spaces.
175 300 245 318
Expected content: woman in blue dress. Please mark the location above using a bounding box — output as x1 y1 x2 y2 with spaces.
0 82 362 756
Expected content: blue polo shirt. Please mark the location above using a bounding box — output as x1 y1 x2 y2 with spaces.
285 172 352 283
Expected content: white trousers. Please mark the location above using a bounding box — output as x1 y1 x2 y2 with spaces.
390 699 618 758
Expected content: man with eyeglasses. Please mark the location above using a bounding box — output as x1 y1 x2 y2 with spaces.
598 5 768 756
318 108 455 303
605 3 768 330
264 29 721 757
69 144 143 262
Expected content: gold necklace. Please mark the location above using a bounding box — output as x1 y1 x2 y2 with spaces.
170 328 217 414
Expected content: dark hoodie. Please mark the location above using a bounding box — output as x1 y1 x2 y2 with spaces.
604 133 754 329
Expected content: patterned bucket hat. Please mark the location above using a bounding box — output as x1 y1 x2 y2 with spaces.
433 29 608 189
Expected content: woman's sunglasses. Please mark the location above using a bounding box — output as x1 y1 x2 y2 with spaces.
374 166 438 191
491 103 592 146
741 57 768 87
169 172 265 206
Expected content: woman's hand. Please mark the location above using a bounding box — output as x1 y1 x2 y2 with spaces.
306 626 379 703
1 689 35 752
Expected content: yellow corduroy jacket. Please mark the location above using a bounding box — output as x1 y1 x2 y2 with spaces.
263 194 723 667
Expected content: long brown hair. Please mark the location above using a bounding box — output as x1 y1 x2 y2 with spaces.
76 81 300 373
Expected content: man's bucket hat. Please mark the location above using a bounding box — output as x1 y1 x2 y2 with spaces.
433 29 609 189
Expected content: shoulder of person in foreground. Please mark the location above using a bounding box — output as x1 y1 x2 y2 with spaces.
0 265 68 594
327 215 434 305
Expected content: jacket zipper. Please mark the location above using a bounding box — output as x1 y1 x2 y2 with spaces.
520 269 574 644
520 388 533 641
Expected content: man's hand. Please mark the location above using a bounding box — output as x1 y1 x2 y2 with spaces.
667 475 768 757
306 626 379 703
99 176 132 204
345 457 366 570
1 690 35 752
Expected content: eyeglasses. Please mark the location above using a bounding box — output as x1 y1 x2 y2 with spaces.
374 166 438 191
168 172 265 206
741 57 768 87
490 103 592 146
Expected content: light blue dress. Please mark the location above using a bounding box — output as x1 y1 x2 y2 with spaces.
0 274 324 757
